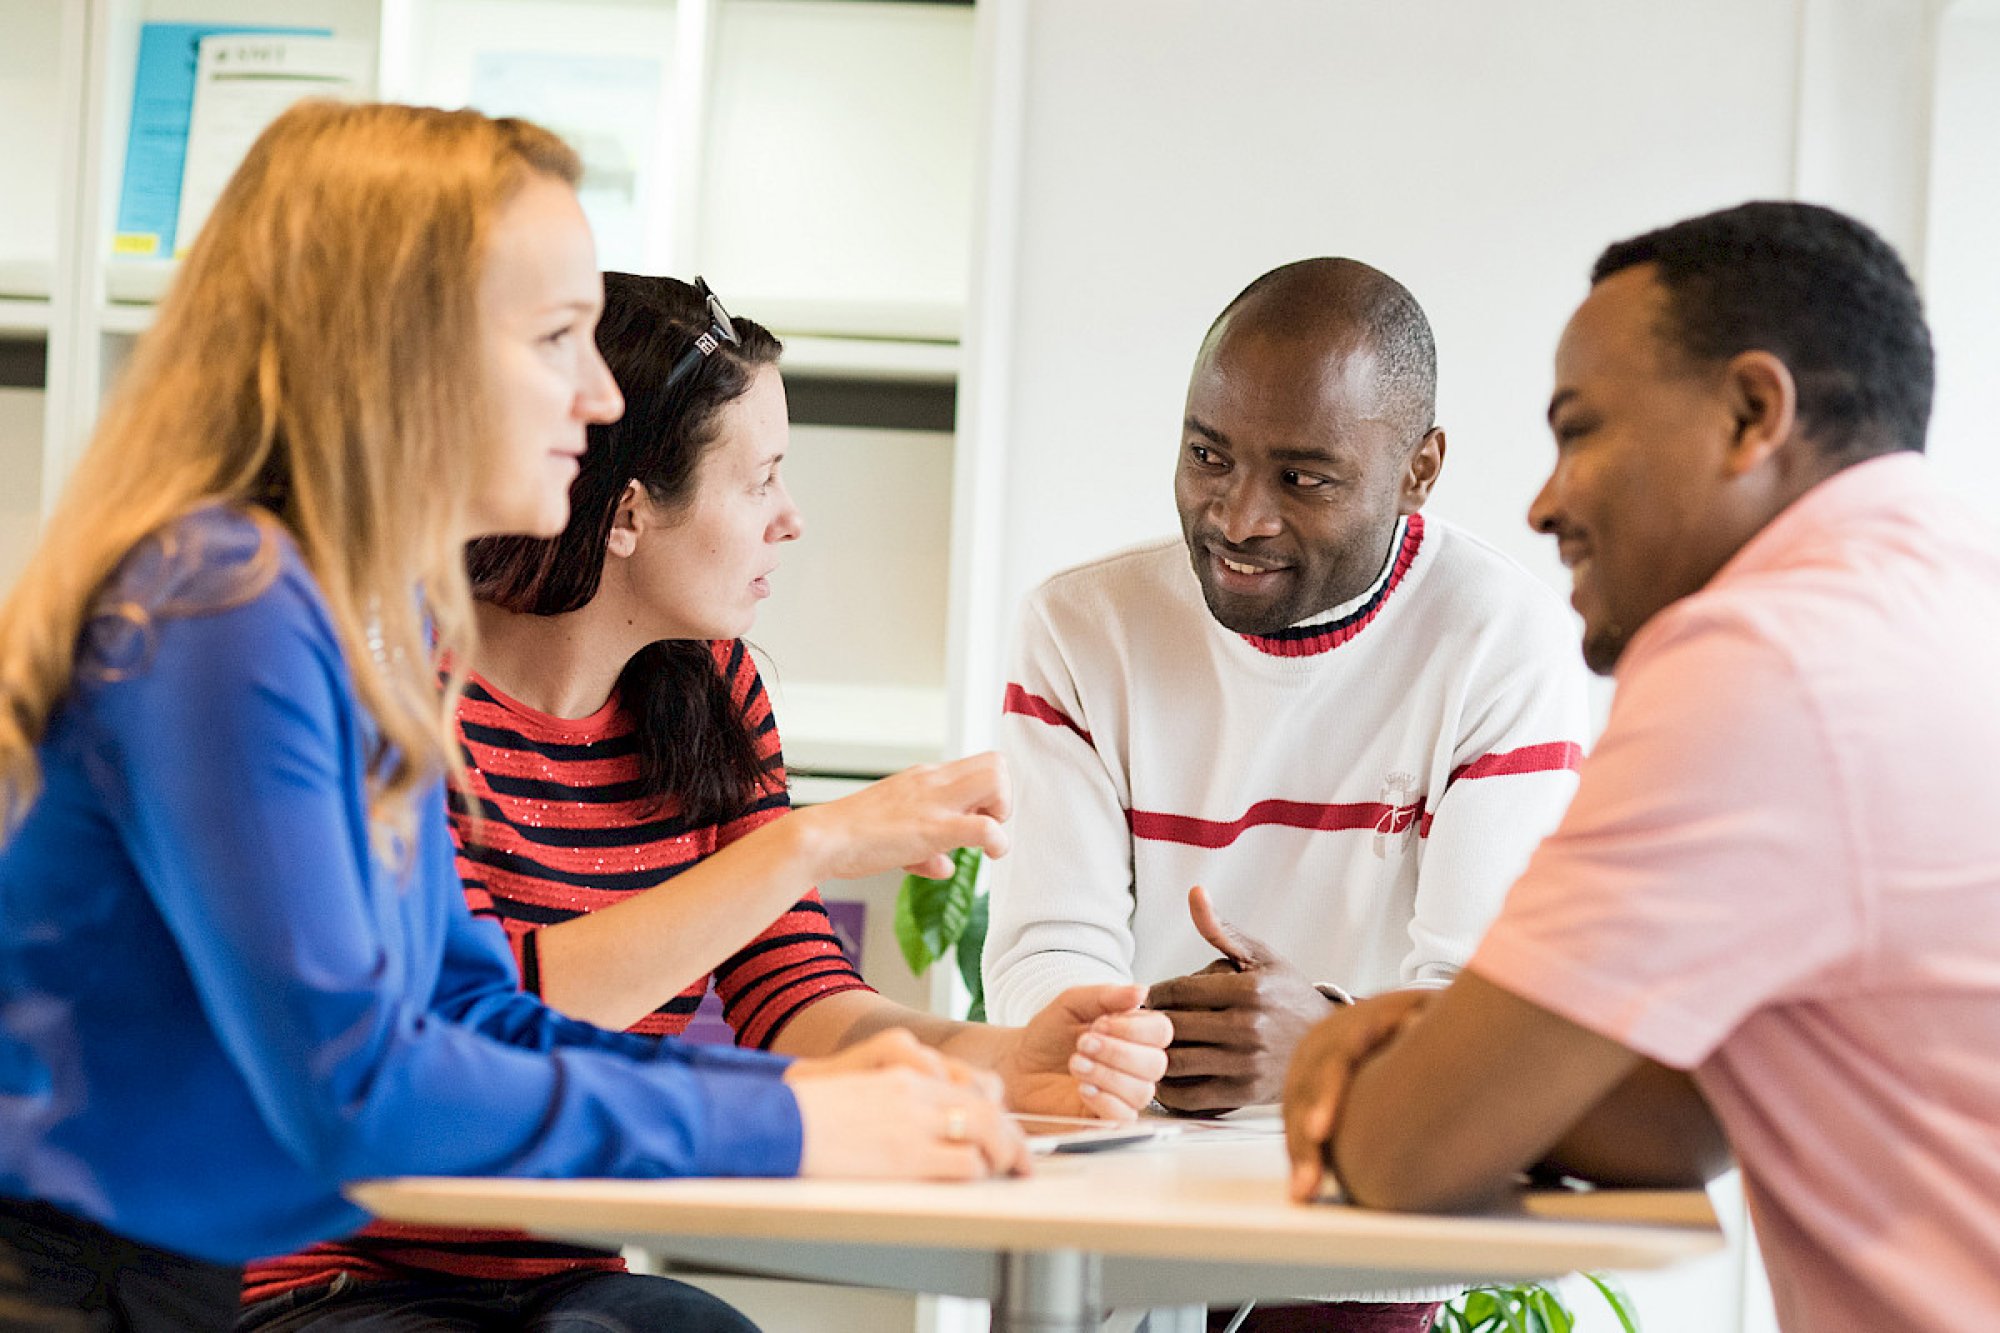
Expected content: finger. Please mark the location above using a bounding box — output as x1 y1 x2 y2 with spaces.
1146 969 1253 1012
943 1061 1005 1103
1076 1080 1142 1123
958 1097 1030 1177
1153 1076 1250 1117
1163 1043 1254 1080
922 1143 989 1182
1054 983 1146 1024
1187 885 1260 969
1144 972 1248 1012
969 813 1009 860
1297 1083 1343 1201
973 750 1013 824
940 751 1010 818
932 812 1006 863
903 852 955 879
1079 1030 1170 1081
1068 1051 1156 1113
1088 1008 1172 1048
1156 1008 1255 1050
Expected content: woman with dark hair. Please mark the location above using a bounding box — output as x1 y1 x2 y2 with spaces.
237 274 1169 1330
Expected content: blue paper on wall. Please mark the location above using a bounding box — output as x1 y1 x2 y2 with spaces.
114 22 326 258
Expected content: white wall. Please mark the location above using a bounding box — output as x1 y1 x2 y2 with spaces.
1926 0 2000 532
963 0 1955 736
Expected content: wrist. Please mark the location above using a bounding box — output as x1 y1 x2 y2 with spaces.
776 804 839 881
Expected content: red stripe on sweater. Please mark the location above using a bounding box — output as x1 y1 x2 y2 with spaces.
1003 684 1093 746
1448 741 1584 785
1128 798 1424 849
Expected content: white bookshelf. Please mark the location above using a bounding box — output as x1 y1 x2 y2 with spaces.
0 302 51 338
12 0 984 812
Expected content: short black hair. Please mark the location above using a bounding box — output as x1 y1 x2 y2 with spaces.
1209 258 1437 442
1593 201 1932 458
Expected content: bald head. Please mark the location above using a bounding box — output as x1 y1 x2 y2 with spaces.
1202 258 1437 443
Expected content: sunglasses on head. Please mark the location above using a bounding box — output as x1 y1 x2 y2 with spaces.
662 277 740 393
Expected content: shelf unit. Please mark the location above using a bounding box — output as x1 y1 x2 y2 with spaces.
1 0 981 786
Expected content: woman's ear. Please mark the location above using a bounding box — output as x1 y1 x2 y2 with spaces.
605 479 647 559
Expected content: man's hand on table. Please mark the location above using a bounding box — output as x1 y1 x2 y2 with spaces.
1145 886 1346 1114
1281 989 1435 1201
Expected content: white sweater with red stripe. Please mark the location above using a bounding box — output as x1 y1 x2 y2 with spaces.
984 514 1591 1025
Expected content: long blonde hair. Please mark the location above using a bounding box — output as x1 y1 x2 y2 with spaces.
0 101 582 840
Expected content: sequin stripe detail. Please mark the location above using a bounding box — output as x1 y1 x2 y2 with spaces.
729 966 875 1050
457 715 641 763
448 785 787 848
453 838 720 895
458 742 648 787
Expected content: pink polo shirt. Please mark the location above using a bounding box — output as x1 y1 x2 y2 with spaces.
1472 452 2000 1331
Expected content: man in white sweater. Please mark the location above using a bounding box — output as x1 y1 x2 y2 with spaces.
984 259 1590 1131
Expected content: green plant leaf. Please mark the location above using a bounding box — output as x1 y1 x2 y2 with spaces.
1581 1273 1641 1333
956 890 990 1020
1529 1286 1572 1333
894 847 982 976
1460 1291 1500 1324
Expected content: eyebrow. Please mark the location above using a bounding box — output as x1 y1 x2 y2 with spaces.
1184 415 1227 445
1546 388 1578 425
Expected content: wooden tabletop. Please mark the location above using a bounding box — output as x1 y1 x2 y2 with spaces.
353 1125 1722 1285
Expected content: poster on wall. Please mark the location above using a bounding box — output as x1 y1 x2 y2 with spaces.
467 51 663 273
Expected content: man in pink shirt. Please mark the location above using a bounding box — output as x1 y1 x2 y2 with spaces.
1282 199 2000 1331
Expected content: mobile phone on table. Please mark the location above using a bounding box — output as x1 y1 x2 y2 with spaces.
1008 1113 1181 1155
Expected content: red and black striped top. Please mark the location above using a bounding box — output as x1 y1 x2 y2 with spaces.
241 640 870 1305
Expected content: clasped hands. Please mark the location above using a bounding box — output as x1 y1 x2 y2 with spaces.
1144 885 1346 1114
1146 885 1435 1200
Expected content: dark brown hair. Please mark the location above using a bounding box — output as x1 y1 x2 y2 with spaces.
466 273 784 825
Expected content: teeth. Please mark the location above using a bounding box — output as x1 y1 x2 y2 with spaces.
1221 557 1264 575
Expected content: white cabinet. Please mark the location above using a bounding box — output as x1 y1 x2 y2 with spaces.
5 0 982 785
0 0 82 586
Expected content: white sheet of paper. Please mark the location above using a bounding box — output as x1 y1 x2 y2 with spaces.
175 35 373 256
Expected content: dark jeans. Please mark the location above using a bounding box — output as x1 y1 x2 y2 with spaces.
0 1198 243 1333
1206 1301 1442 1332
237 1268 760 1332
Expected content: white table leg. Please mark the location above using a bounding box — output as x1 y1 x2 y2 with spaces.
993 1250 1102 1332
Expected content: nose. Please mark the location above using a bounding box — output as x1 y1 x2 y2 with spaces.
1211 473 1281 545
1526 463 1563 536
579 343 623 425
773 479 804 544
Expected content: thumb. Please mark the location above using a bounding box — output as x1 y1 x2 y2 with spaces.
1188 885 1262 968
1062 982 1146 1021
